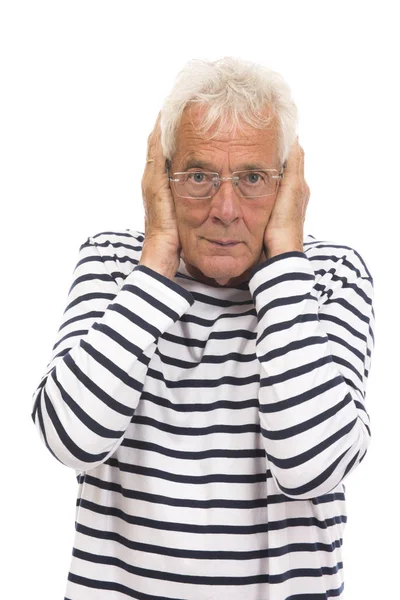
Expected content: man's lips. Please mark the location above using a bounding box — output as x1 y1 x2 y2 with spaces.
206 239 241 246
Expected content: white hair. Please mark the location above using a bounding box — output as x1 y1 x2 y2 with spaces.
160 56 298 167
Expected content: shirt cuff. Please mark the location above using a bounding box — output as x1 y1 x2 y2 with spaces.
248 251 314 300
129 264 195 310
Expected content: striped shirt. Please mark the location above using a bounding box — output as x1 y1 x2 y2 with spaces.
31 228 375 600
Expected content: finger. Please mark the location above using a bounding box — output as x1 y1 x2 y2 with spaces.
146 112 163 163
147 113 160 147
282 136 305 181
287 137 303 165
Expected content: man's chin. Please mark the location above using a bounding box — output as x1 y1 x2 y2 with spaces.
185 257 258 287
195 257 245 276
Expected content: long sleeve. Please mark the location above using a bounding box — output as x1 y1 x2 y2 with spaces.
31 236 194 473
248 246 375 500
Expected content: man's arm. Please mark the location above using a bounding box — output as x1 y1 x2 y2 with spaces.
248 245 375 500
31 234 194 473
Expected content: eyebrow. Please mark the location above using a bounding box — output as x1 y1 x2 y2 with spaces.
181 158 273 172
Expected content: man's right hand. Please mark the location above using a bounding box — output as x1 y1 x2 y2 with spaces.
139 111 182 278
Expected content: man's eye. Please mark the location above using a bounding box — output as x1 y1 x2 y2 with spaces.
188 172 206 183
245 172 262 184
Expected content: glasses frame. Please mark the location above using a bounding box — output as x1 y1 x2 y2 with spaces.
167 166 284 199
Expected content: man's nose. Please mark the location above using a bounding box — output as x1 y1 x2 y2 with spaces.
209 179 242 223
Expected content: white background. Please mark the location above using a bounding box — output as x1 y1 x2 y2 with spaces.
1 1 397 598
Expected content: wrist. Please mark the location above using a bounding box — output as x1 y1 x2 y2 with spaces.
138 245 179 280
264 232 304 260
137 259 177 280
266 244 304 260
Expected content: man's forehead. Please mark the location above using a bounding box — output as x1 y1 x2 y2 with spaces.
174 106 278 164
175 104 279 167
178 103 277 141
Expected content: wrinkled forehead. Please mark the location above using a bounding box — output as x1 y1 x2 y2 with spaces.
174 103 280 166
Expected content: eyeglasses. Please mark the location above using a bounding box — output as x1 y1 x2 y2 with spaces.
168 168 283 199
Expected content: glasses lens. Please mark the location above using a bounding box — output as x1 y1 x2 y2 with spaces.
236 171 277 197
173 172 215 198
171 170 279 198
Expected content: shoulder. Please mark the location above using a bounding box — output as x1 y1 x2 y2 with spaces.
304 233 374 283
79 227 145 280
84 227 144 250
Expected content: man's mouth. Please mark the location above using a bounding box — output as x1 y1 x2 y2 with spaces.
207 239 240 247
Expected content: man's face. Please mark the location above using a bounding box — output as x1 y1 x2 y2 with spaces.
170 104 281 287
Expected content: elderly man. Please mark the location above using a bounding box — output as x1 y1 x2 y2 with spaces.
31 57 375 600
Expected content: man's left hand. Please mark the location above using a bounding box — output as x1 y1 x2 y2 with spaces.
263 136 310 260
